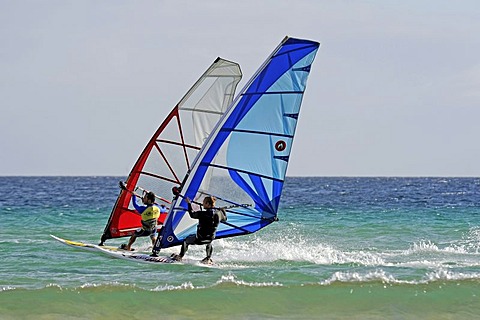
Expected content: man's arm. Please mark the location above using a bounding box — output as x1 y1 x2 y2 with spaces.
217 208 227 222
187 202 200 219
131 195 146 213
186 198 199 219
119 181 145 214
213 209 226 227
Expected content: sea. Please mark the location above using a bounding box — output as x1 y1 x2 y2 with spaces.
0 176 479 319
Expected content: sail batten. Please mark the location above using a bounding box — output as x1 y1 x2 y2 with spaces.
200 162 285 183
241 91 305 95
180 108 225 115
222 128 295 139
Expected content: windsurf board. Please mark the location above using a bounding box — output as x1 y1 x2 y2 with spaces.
95 245 217 268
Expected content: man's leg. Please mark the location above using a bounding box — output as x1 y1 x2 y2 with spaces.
199 241 213 264
125 235 136 251
150 234 157 247
177 234 196 259
205 243 213 259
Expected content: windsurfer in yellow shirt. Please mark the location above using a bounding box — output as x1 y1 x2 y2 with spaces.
121 191 160 251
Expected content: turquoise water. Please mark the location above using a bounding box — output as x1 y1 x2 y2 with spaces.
1 177 479 319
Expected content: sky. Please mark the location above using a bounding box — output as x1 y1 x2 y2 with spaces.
1 0 480 177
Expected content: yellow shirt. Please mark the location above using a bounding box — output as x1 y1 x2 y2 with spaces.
141 205 160 230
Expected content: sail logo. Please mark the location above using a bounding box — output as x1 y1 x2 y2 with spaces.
275 140 286 152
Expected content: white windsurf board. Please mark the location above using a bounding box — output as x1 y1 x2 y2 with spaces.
95 246 217 267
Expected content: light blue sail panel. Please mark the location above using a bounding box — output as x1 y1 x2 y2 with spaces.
158 37 319 249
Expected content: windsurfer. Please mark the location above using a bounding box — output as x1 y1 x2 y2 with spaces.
121 191 160 251
171 196 226 264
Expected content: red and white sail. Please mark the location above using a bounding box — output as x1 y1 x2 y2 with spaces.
100 58 242 243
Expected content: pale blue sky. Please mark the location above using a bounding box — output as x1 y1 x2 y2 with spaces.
1 1 479 176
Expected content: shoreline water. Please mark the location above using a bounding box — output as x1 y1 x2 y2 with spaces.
2 281 479 319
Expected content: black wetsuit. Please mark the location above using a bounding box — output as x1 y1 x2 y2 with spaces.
179 203 225 259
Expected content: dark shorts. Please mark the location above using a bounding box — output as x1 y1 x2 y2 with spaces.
134 228 155 238
183 234 213 245
196 238 212 245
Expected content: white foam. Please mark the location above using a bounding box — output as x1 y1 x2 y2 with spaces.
319 268 480 285
152 282 197 291
319 269 411 285
1 286 16 291
425 268 480 281
214 273 283 287
217 235 386 266
149 274 283 291
78 281 132 289
45 283 63 290
405 240 440 253
462 226 480 254
404 239 473 255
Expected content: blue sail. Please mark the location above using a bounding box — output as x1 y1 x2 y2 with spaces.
157 37 320 249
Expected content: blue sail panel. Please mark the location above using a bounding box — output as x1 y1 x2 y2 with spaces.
158 37 319 250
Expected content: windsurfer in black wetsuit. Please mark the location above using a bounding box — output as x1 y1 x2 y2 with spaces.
172 196 226 264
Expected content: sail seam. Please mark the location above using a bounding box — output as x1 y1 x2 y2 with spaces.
241 91 303 96
274 43 318 57
197 190 248 208
201 163 283 183
180 108 224 115
205 74 241 78
224 209 263 220
222 128 294 138
221 221 252 233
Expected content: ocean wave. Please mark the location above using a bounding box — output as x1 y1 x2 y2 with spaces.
4 269 480 293
1 286 16 292
426 268 480 281
78 281 134 289
319 268 480 286
45 283 63 290
214 236 480 272
404 240 471 255
320 269 406 285
463 226 480 253
214 274 283 288
149 274 283 291
152 282 197 291
219 236 386 266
